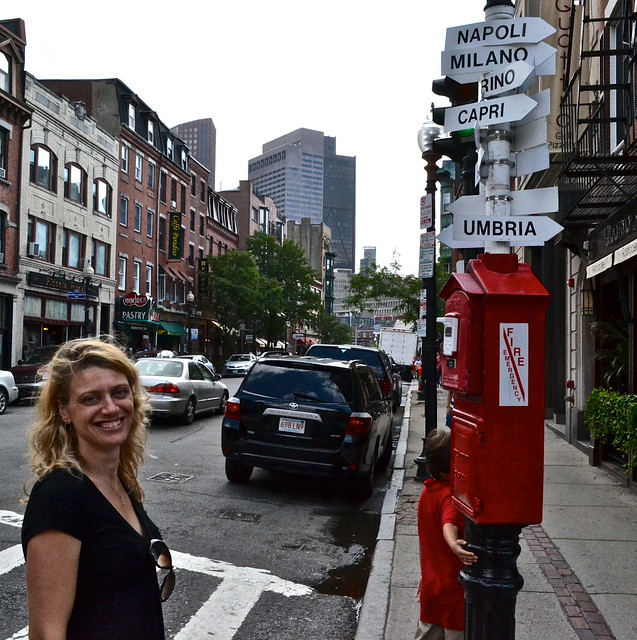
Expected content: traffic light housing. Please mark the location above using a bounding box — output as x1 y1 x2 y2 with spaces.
431 76 478 129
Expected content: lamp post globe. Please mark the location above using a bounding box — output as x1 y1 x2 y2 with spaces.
186 290 195 354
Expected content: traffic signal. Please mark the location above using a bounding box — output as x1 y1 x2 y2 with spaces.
431 76 478 130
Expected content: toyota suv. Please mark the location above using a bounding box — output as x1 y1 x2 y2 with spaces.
221 355 393 499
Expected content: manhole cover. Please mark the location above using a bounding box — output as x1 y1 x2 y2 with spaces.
148 472 193 484
219 509 261 523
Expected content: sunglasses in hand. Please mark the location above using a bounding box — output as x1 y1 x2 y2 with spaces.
150 538 175 602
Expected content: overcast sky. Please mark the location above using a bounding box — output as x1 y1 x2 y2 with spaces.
14 0 486 276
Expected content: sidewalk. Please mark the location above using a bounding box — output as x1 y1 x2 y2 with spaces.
356 382 637 640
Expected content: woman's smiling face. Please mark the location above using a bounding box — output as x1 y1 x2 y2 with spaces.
58 366 135 456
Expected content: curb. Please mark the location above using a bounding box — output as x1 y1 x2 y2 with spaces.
355 384 415 640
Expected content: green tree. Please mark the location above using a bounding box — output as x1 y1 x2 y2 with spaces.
345 262 422 327
314 311 353 344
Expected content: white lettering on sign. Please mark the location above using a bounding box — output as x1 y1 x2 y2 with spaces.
500 323 528 406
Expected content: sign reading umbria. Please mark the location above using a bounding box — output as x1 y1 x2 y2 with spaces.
169 211 184 260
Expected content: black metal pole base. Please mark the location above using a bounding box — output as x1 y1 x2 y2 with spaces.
460 519 524 640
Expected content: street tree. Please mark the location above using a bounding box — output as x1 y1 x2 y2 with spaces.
314 311 353 345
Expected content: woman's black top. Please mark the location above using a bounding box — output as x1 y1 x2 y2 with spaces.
22 469 165 640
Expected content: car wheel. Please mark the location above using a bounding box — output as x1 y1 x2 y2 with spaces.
225 458 253 483
377 434 393 473
216 391 229 415
0 389 7 415
351 448 376 500
182 398 196 425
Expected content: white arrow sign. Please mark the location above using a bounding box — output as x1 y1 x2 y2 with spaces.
452 214 563 246
444 93 537 132
448 187 559 216
480 60 534 98
442 41 557 82
438 225 484 249
445 17 556 50
513 144 550 177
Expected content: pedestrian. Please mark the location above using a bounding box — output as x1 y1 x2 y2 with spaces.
415 429 477 640
21 338 174 640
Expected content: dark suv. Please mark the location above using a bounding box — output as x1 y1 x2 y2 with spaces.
11 345 59 401
304 344 401 410
221 355 393 499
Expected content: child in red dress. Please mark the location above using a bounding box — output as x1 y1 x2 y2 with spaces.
415 429 478 640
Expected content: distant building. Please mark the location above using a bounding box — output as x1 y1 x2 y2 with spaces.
248 128 356 271
173 118 216 187
360 246 376 271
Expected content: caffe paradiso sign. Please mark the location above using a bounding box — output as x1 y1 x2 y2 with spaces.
120 292 152 321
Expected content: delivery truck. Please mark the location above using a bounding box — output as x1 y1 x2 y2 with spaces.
378 327 418 381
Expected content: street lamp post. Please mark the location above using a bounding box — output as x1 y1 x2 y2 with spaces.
83 262 94 338
186 290 195 354
414 121 442 480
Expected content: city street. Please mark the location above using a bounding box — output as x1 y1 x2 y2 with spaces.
0 378 403 640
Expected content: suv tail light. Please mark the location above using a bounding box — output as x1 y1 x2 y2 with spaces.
225 399 241 421
380 378 392 396
346 413 373 436
146 382 180 394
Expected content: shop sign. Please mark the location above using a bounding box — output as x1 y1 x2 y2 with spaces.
120 292 152 322
27 271 99 297
169 212 184 260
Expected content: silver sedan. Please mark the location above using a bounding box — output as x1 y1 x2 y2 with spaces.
0 370 18 414
135 357 228 424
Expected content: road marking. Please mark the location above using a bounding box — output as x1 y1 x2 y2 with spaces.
1 511 313 640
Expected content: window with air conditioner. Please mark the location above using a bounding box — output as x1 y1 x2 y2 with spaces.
27 216 54 261
0 127 7 180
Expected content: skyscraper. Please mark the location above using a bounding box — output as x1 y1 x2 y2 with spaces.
173 118 216 186
248 128 356 271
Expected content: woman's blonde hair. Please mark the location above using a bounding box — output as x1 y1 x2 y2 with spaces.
25 337 150 502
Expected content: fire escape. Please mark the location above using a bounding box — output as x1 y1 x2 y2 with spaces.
558 1 637 229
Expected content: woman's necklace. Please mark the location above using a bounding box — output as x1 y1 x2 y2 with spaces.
86 470 127 506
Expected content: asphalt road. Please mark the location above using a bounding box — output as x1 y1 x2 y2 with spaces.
0 377 402 640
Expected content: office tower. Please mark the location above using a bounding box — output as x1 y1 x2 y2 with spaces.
173 118 216 186
360 246 377 271
248 128 356 271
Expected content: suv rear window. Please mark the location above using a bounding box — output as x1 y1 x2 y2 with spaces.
243 363 353 404
306 346 387 380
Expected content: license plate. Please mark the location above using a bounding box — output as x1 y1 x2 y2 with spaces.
278 417 305 434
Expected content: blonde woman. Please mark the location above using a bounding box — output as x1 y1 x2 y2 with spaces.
22 338 173 640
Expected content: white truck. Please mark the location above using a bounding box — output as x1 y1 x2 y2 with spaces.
378 327 418 381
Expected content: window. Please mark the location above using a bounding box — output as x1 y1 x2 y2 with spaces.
188 243 194 267
200 180 205 202
64 163 87 204
134 202 142 232
147 162 155 190
133 261 141 294
158 272 166 303
180 148 188 170
146 265 153 296
190 209 196 232
118 256 127 290
190 174 196 196
0 211 6 260
199 215 204 236
62 229 84 269
128 103 136 130
0 52 10 93
93 178 111 216
181 184 186 210
159 216 166 252
146 209 154 238
147 120 155 145
93 240 109 277
29 145 57 191
119 195 128 227
170 178 177 205
160 172 167 203
121 145 129 173
165 136 173 160
27 216 55 261
0 127 7 180
135 154 143 182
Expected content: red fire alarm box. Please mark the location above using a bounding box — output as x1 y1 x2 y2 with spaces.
439 253 550 525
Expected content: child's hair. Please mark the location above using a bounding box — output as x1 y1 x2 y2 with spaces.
425 429 451 480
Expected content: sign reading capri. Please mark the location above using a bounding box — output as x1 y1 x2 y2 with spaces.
500 323 528 407
443 93 537 133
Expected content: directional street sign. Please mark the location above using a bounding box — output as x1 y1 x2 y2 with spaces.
448 187 559 216
480 60 534 98
67 290 86 300
437 225 485 249
513 144 550 177
444 93 537 133
442 41 557 82
513 117 547 151
451 214 563 246
445 17 556 50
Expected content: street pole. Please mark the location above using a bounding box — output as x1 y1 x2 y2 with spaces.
186 290 194 354
83 262 94 338
414 121 442 480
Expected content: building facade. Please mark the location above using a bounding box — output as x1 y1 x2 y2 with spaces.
248 128 356 271
0 19 31 368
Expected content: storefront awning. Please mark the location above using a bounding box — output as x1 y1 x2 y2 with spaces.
156 321 186 336
117 319 161 332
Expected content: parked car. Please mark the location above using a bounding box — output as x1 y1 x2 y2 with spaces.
133 349 178 360
10 344 59 402
388 356 404 403
181 354 216 375
221 355 393 499
0 370 19 414
304 343 401 410
135 357 228 424
223 353 257 377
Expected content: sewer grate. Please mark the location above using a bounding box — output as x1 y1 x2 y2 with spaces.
219 509 262 523
147 472 194 484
